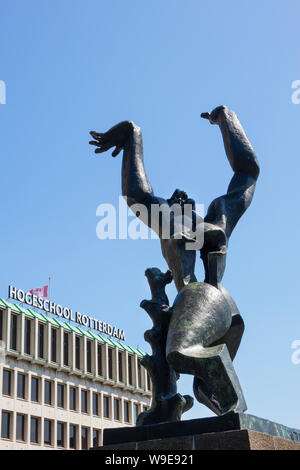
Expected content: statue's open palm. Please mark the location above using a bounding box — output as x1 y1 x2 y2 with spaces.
89 120 134 157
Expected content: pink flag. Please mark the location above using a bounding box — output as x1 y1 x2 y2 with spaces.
30 285 48 298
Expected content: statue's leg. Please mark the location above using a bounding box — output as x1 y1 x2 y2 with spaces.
204 106 260 241
183 107 259 414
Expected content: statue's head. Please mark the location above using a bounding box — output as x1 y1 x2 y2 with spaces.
167 189 195 209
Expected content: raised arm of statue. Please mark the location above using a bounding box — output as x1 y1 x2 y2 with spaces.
90 120 166 228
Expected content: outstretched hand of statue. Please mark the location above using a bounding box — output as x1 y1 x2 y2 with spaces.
89 120 135 157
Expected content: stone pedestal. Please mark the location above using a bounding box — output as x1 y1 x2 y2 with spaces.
96 412 300 451
99 429 300 450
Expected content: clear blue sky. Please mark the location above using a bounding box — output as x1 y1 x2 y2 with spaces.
0 0 300 428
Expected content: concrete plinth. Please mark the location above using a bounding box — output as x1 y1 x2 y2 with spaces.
94 412 300 451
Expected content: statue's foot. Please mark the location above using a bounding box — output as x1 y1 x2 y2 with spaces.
201 105 227 125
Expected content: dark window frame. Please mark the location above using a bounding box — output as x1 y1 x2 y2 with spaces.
118 351 123 382
93 429 99 448
1 411 11 439
38 323 44 359
69 386 76 411
103 395 110 418
124 401 130 423
44 419 52 446
97 344 103 376
81 389 88 413
86 340 92 373
51 328 57 363
69 424 77 449
57 422 65 448
24 318 31 355
2 369 11 396
92 392 98 416
17 372 26 399
75 336 81 369
44 380 52 405
31 376 40 402
10 313 18 351
81 426 88 450
108 348 113 380
114 398 120 421
16 414 25 442
57 383 65 408
30 416 39 444
128 355 133 385
63 332 69 366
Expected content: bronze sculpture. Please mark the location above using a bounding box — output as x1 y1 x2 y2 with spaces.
89 105 259 423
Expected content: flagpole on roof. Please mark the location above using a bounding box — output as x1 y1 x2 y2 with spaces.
48 277 51 304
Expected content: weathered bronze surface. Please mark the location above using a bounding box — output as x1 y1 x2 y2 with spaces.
90 105 259 422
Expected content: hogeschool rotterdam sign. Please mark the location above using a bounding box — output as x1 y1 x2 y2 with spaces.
8 285 125 341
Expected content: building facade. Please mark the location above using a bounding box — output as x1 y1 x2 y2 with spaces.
0 299 152 449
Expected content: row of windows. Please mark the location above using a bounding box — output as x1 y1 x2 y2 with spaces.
1 311 151 389
2 369 148 422
1 411 100 449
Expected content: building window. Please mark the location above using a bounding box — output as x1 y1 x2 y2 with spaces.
103 395 110 418
128 355 133 385
114 398 120 420
24 318 31 354
2 369 11 396
118 351 123 382
138 360 142 388
63 332 69 366
75 336 81 369
81 427 88 450
16 414 25 441
108 348 113 380
51 328 57 362
133 403 139 424
92 392 99 416
57 422 64 447
57 383 65 408
31 377 39 402
81 389 88 413
38 323 44 359
30 417 39 444
93 429 100 448
44 380 52 405
97 344 103 376
69 387 76 411
44 419 52 446
86 340 92 373
17 373 26 399
124 401 130 423
0 309 3 340
1 411 11 439
10 313 18 350
69 424 77 449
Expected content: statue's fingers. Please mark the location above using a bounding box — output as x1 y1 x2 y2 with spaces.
89 140 101 146
95 147 108 154
90 131 104 139
111 145 122 157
